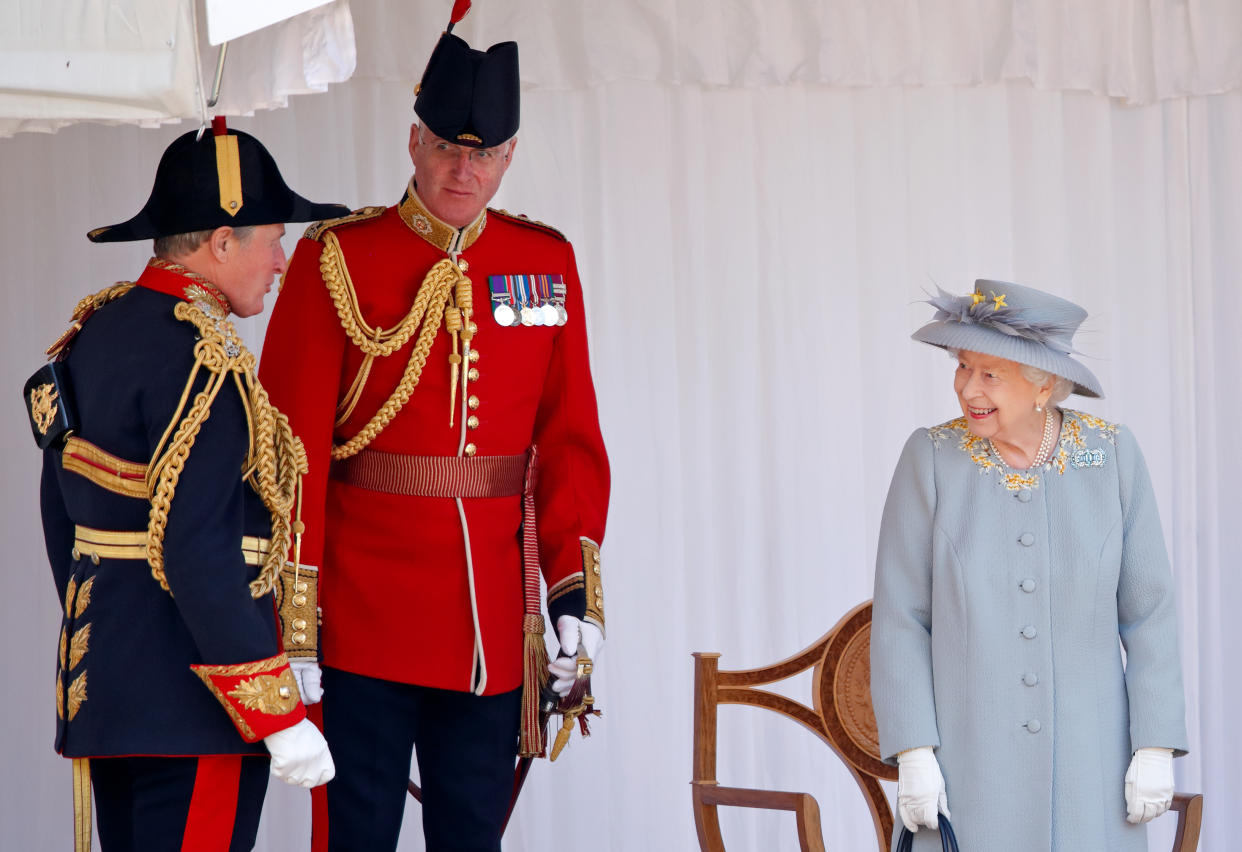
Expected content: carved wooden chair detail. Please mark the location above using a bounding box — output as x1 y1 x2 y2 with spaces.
690 600 1204 852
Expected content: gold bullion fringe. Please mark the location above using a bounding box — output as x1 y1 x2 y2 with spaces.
46 282 135 360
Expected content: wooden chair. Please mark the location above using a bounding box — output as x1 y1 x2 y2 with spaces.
691 600 1204 852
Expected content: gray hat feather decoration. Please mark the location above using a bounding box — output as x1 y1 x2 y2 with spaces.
925 287 1083 356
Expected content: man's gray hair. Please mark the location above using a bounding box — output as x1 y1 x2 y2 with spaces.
154 226 256 260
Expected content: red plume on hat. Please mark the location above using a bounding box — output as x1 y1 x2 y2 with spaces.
446 0 472 32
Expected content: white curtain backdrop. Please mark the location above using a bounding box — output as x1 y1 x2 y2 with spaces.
365 0 1242 103
2 4 1240 851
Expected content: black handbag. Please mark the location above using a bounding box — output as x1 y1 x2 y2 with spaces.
895 817 960 852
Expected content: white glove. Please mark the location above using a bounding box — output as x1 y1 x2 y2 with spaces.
289 658 323 705
263 719 335 788
1125 747 1174 824
896 746 949 832
547 615 604 697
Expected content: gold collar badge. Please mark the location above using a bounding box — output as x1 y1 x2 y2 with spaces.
398 180 486 254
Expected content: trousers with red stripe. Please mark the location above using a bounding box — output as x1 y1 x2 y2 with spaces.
89 755 269 852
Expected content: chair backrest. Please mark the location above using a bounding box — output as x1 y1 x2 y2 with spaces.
691 600 1203 852
692 600 896 851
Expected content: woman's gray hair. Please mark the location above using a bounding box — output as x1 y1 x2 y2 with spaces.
947 347 1074 405
154 226 255 260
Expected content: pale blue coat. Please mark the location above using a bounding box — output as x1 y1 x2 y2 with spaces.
870 411 1188 852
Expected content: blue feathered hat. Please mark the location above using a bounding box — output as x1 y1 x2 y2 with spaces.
912 279 1104 398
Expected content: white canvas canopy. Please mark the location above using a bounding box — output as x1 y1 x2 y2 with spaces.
0 0 355 137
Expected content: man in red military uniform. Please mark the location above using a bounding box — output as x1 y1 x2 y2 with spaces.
258 9 610 851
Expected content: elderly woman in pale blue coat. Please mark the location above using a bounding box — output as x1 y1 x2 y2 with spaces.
870 281 1188 851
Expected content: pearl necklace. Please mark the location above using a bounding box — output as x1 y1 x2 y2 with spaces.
990 406 1057 470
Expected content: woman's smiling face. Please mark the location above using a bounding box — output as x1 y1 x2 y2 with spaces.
952 350 1045 444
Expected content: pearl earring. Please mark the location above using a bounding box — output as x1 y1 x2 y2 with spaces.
1035 402 1043 412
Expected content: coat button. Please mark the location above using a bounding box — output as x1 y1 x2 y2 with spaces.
467 367 480 381
1026 719 1042 733
464 443 477 457
1017 489 1032 503
1019 532 1035 546
1020 578 1036 593
1021 625 1037 639
467 415 480 429
1023 672 1039 686
468 349 480 364
467 395 480 411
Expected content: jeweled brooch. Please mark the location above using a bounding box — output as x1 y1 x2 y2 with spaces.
1070 447 1106 469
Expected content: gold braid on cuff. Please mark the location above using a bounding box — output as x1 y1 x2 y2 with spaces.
581 537 605 634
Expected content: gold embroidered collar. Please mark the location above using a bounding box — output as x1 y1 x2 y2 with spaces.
397 179 486 254
143 258 233 317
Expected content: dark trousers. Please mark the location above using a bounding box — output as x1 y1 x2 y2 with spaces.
317 666 522 852
90 754 268 852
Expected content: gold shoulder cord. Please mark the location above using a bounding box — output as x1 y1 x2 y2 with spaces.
319 230 466 460
145 302 307 598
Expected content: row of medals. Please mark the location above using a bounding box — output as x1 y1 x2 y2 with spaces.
493 300 569 327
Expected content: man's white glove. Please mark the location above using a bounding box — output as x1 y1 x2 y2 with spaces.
289 658 323 705
263 718 335 788
896 746 949 832
1125 747 1174 824
547 615 604 697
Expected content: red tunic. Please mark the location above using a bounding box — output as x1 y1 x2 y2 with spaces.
259 188 610 695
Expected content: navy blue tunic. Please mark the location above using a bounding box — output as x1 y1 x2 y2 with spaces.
40 283 285 757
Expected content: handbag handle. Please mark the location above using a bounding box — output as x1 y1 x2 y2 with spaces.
894 817 960 852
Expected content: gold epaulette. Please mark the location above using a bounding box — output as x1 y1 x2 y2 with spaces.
45 282 135 359
303 206 387 241
489 208 567 242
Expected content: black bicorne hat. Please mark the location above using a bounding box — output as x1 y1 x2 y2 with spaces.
87 119 349 243
414 33 519 149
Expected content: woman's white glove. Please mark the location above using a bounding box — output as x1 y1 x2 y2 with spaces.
1125 747 1174 824
289 659 324 705
547 615 604 696
263 719 335 788
896 746 949 832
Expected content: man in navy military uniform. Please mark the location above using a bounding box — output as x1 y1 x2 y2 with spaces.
260 6 611 851
26 120 348 852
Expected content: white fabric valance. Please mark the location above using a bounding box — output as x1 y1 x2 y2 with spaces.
0 0 356 137
357 0 1242 105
